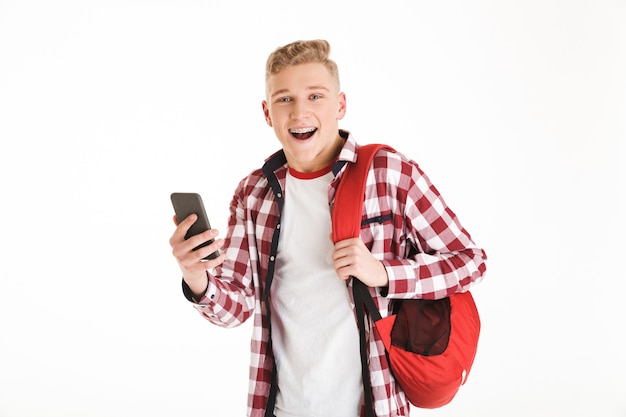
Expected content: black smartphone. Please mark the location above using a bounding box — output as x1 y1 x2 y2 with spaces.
170 192 220 260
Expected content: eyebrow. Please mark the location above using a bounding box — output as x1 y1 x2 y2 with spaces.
270 85 331 99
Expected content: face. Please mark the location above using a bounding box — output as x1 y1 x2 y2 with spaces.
262 63 347 172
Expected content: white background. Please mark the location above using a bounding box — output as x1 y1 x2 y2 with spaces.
1 1 625 416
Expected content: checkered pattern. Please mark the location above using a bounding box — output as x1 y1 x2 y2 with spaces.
184 130 487 417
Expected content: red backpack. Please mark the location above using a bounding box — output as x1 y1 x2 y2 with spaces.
331 144 481 414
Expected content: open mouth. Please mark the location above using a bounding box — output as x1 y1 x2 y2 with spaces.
289 127 317 140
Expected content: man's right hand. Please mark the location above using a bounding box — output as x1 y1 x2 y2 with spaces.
169 213 225 298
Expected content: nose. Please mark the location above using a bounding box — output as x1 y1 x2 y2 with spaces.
290 100 311 120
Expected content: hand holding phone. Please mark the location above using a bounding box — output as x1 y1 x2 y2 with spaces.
170 192 220 260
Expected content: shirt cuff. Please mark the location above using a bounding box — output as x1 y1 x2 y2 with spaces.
382 260 417 298
181 276 216 304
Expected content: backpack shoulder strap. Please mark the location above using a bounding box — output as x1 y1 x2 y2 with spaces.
331 143 394 243
331 143 395 417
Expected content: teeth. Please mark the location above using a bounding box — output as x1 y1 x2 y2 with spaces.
290 127 316 134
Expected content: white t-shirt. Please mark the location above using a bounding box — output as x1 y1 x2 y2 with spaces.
270 167 363 417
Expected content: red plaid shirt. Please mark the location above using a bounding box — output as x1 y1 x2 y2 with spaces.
183 130 487 417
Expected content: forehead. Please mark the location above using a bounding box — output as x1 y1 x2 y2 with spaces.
266 63 338 97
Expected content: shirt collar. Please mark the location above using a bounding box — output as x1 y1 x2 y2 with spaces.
263 129 359 178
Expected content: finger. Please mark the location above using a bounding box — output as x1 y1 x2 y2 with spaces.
195 237 224 261
175 237 222 269
170 221 209 260
332 244 360 264
179 242 226 274
332 249 355 277
337 269 352 281
183 246 225 269
180 213 198 226
184 228 218 250
333 237 363 251
201 251 227 268
183 230 224 263
171 213 198 241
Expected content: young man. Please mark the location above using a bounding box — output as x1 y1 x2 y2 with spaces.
169 39 487 417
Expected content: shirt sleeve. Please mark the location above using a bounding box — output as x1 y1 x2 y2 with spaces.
381 156 487 300
181 180 257 328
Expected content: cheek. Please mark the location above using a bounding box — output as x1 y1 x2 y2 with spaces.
268 108 287 125
323 104 344 120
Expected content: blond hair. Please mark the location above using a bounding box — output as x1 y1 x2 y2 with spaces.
265 39 340 90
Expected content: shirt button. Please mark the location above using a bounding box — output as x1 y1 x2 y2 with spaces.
270 256 275 262
276 224 281 229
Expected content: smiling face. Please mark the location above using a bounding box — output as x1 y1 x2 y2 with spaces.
262 62 347 172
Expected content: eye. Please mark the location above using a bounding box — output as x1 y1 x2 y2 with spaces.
277 97 291 103
310 94 322 100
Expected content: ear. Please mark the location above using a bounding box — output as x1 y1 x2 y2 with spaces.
337 92 347 120
262 101 273 127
